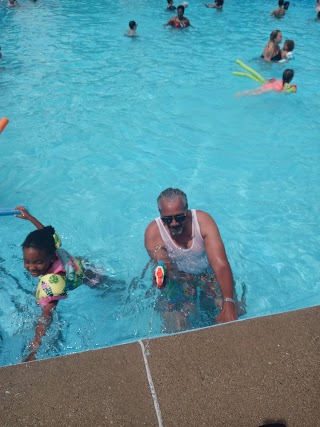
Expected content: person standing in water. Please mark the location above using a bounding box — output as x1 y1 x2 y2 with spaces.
126 21 138 37
164 5 192 29
261 30 282 62
270 0 285 18
144 188 245 332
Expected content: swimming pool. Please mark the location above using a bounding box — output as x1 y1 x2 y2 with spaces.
1 0 319 366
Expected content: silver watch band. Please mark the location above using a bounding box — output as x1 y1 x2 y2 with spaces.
223 297 235 304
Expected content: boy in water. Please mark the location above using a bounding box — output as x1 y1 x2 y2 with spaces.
126 21 138 37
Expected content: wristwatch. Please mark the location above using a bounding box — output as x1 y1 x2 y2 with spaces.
223 297 235 304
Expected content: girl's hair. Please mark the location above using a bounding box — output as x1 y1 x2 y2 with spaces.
22 226 56 256
282 69 294 84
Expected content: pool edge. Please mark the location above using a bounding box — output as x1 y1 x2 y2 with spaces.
1 305 319 427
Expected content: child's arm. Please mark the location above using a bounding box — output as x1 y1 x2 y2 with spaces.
14 205 44 230
23 301 58 362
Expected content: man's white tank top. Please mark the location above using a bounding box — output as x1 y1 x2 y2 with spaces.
155 209 209 274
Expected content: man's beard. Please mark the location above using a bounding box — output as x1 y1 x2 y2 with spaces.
169 225 183 236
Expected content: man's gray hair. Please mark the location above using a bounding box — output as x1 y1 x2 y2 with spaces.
157 188 188 210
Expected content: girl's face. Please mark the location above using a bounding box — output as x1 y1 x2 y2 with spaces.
23 247 54 277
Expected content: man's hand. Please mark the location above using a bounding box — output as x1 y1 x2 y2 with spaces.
23 351 37 363
215 302 238 324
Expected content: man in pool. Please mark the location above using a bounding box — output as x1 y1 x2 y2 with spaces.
144 188 244 331
270 0 285 18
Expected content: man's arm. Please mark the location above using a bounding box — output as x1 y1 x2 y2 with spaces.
197 210 237 323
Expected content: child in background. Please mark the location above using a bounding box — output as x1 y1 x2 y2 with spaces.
283 1 290 10
202 0 224 9
166 0 176 11
126 21 138 37
280 39 294 61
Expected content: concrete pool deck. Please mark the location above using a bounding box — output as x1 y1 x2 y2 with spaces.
1 306 319 427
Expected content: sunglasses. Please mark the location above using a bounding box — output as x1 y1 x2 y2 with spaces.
161 214 186 226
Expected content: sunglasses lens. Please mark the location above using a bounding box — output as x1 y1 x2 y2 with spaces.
161 214 186 225
162 217 173 225
175 215 186 223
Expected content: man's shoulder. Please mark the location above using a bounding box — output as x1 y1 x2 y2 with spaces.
195 210 217 233
145 219 159 236
195 209 213 221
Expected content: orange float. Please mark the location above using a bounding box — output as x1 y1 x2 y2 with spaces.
0 118 9 134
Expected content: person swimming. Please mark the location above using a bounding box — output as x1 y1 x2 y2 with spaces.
261 30 282 62
236 69 295 97
15 206 105 362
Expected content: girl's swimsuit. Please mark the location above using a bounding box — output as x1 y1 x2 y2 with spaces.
35 233 84 307
262 79 284 92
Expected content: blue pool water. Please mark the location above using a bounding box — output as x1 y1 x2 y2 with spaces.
0 0 319 366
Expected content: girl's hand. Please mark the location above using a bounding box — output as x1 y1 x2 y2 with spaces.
14 205 33 221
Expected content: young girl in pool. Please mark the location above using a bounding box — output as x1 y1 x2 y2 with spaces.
236 69 295 97
15 205 102 362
